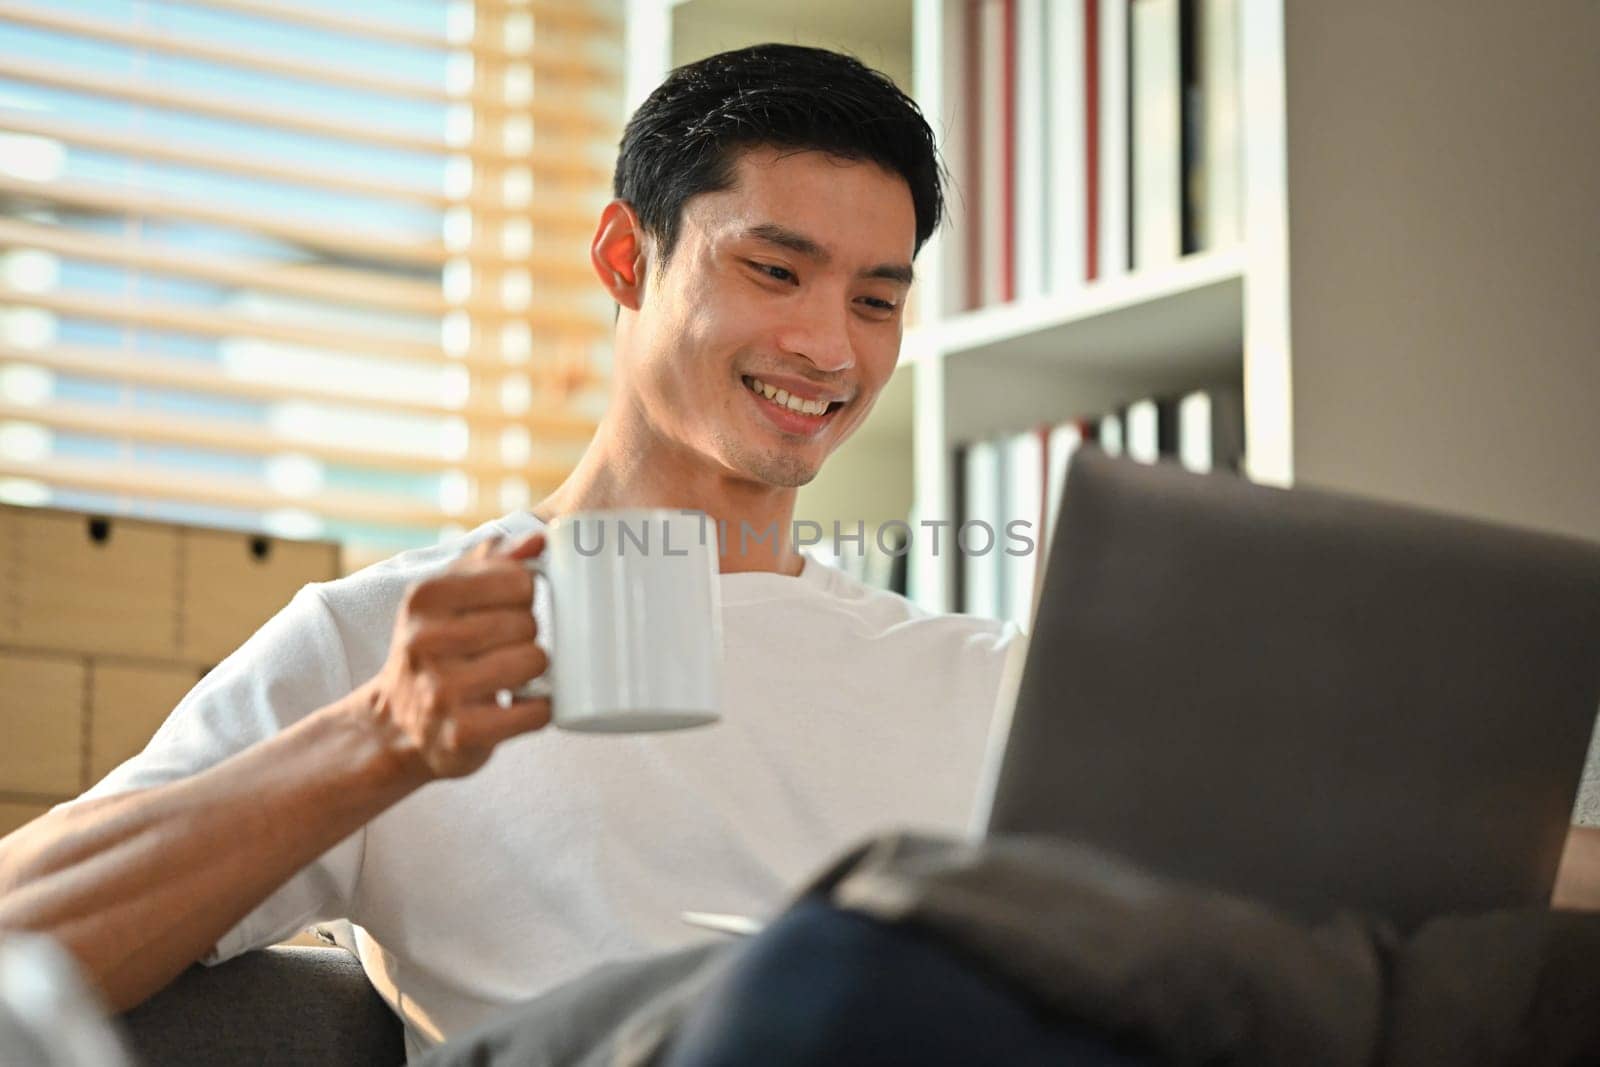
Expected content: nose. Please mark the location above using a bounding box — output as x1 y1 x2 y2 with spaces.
773 293 856 375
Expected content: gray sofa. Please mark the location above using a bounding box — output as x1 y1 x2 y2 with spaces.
118 946 404 1066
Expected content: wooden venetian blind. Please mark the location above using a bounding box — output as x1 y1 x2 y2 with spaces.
0 0 619 566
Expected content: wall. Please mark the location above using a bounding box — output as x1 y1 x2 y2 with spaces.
1283 0 1600 544
669 0 914 90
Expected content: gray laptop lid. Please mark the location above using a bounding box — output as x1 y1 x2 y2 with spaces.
986 449 1600 931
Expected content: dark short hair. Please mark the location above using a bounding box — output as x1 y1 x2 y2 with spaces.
613 44 945 262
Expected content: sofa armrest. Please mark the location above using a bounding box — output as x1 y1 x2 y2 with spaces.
118 945 404 1067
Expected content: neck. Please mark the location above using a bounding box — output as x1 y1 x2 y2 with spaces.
532 414 805 577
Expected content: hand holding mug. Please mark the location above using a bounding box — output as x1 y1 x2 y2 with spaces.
367 531 553 779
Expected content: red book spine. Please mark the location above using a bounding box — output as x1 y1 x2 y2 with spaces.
964 0 983 311
1001 0 1017 303
1084 0 1100 282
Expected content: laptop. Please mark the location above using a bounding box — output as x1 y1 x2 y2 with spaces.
975 448 1600 931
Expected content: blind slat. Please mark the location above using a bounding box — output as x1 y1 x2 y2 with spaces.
468 0 622 35
0 108 613 198
0 286 609 367
0 3 451 105
174 0 620 52
0 342 601 437
0 217 448 314
0 172 451 265
0 398 575 483
0 217 603 318
0 455 505 529
0 173 597 260
0 213 597 309
3 285 445 362
3 54 456 157
0 56 613 157
0 4 615 99
0 108 450 208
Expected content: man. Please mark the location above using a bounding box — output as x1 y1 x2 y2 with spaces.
0 45 1020 1057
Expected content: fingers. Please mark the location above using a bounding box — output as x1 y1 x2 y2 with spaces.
404 531 546 618
446 696 552 752
377 528 556 780
406 560 534 616
451 641 550 703
405 608 536 660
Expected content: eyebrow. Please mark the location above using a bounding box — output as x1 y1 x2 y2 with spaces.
739 223 915 286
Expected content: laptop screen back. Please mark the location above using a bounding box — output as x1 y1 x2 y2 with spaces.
985 450 1600 930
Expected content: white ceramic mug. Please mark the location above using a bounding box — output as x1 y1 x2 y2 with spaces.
513 508 722 733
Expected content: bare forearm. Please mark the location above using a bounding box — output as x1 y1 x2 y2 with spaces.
0 687 424 1011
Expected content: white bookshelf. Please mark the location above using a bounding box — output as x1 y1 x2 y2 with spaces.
625 0 1293 610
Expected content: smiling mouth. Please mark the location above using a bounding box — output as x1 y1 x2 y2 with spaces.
741 376 846 417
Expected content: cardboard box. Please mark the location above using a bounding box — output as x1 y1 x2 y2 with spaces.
88 662 200 786
178 530 339 665
0 507 14 636
0 651 86 795
7 509 181 659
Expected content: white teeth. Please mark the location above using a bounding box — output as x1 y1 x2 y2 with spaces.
746 376 832 417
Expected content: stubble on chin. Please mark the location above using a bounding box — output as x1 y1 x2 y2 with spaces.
713 429 819 488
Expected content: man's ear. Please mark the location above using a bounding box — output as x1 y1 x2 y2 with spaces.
590 199 648 311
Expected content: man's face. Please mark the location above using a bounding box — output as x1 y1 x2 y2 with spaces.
621 147 917 488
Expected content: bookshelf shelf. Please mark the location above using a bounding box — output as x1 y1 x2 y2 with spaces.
935 246 1243 377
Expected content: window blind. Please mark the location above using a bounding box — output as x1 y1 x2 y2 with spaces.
0 0 619 567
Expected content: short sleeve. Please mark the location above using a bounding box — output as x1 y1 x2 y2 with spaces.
68 584 367 963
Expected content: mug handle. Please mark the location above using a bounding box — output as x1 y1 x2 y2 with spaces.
507 556 554 703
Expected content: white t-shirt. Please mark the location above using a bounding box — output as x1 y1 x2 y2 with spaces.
77 512 1021 1056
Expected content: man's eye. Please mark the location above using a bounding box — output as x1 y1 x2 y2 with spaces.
751 262 796 283
861 297 897 312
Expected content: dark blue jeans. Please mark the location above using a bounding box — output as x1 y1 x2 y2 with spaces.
663 898 1155 1066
